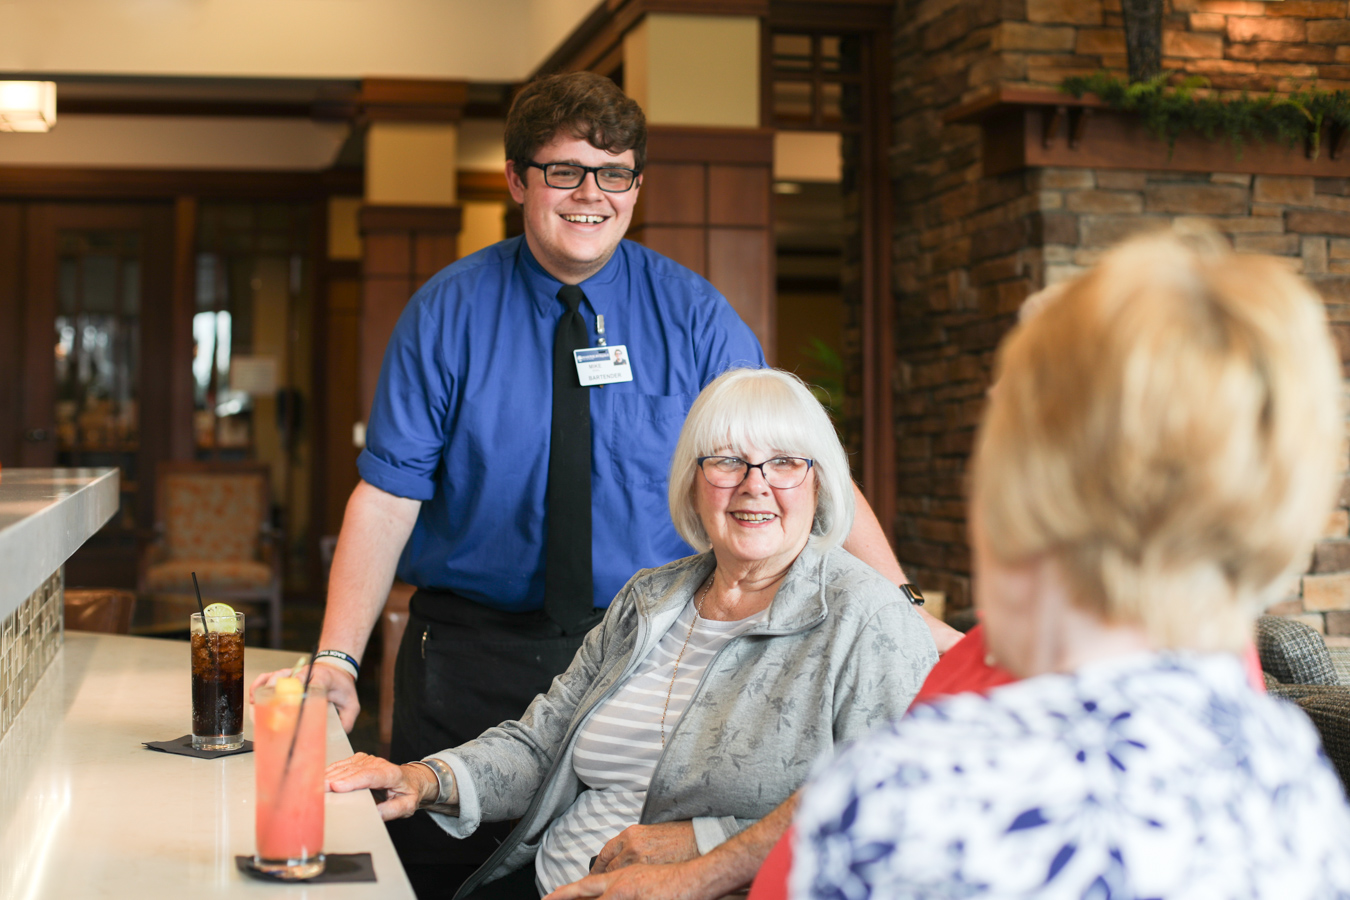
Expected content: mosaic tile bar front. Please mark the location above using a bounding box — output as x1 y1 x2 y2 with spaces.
0 570 63 740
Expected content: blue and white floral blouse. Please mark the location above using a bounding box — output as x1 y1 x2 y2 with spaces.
792 653 1350 899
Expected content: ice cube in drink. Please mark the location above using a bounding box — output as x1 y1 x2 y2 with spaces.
190 611 244 751
253 679 327 879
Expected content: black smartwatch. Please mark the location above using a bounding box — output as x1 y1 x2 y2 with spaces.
900 583 925 606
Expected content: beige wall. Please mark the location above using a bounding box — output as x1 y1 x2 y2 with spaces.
624 14 759 127
0 115 348 169
328 197 364 261
0 0 597 82
459 201 508 258
774 132 841 183
366 122 458 206
458 119 507 172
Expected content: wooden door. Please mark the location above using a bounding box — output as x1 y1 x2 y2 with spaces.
21 203 175 586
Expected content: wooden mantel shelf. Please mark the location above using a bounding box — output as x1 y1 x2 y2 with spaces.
944 85 1350 179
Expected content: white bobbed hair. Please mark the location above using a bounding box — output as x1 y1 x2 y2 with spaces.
668 367 855 552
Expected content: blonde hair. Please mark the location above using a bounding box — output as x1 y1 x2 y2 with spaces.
973 232 1343 651
669 368 856 551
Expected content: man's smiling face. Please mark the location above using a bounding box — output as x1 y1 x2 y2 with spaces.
506 133 642 285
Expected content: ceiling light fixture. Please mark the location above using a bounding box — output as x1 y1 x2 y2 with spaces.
0 81 57 133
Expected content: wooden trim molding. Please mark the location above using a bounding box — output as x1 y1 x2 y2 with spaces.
358 204 463 234
646 126 775 165
948 86 1350 178
358 79 469 122
0 167 362 200
768 0 891 31
533 0 770 78
457 171 512 203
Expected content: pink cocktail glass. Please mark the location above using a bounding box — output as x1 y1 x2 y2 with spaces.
253 683 327 879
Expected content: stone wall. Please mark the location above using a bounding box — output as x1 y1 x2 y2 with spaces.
986 0 1350 94
889 0 1350 618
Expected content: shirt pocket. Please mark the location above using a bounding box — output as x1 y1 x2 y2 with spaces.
607 392 695 486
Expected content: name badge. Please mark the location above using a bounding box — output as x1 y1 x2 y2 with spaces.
573 345 634 386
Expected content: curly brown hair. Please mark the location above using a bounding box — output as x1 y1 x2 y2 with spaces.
505 72 646 179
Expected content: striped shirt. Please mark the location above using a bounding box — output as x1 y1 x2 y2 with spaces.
535 598 767 893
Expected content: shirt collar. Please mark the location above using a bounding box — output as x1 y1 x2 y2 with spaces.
517 237 627 320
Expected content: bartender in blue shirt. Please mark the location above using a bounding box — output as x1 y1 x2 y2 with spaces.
255 72 956 898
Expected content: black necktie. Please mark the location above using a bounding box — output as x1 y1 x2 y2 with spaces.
544 284 594 634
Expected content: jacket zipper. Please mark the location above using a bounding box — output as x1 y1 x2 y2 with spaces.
452 564 826 897
453 608 655 899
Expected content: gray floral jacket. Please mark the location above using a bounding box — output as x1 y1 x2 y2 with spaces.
429 542 938 896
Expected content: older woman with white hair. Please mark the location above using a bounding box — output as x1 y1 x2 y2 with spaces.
791 232 1350 898
327 367 938 899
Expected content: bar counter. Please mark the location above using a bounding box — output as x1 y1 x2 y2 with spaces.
0 631 415 898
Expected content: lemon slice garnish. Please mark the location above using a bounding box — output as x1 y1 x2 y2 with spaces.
202 602 237 633
275 676 304 701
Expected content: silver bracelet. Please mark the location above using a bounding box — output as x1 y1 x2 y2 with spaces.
409 757 455 806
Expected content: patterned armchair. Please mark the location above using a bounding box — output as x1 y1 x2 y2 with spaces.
1256 615 1350 791
139 461 283 647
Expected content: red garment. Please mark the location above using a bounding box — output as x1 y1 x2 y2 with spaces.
745 626 1264 900
747 625 1011 900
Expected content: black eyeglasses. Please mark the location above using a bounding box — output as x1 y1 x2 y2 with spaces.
522 161 639 193
697 456 815 489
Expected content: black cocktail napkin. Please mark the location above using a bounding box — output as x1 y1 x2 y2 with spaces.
144 735 253 758
235 853 377 883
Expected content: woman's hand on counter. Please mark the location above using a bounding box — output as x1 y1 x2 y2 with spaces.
325 752 445 821
544 859 714 900
591 821 699 874
249 663 361 731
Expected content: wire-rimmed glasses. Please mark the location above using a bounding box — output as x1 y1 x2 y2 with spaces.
522 161 639 193
697 456 815 489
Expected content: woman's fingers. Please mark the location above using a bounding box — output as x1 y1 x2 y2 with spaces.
591 834 624 873
325 752 403 793
544 873 615 899
374 791 421 821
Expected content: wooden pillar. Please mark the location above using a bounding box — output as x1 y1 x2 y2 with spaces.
357 204 462 421
629 127 776 360
356 79 466 423
621 13 775 360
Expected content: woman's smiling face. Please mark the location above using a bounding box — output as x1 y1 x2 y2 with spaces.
693 443 818 575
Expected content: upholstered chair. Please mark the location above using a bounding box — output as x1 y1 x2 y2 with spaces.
139 461 283 647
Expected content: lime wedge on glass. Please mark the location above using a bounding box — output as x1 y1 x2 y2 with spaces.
203 602 237 633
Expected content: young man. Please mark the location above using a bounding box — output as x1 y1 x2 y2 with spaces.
255 71 954 898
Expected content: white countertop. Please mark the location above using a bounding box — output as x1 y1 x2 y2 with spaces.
0 632 415 899
0 468 120 621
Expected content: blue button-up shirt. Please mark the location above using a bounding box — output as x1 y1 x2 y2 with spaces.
357 236 764 612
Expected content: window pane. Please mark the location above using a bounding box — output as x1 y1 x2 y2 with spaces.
82 255 119 313
59 258 78 314
122 258 141 314
773 34 812 72
837 35 863 74
773 80 814 121
821 36 841 73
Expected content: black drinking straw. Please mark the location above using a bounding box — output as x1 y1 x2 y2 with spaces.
281 641 321 780
191 571 220 741
191 571 208 633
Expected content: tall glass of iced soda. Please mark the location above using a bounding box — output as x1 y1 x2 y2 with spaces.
189 609 245 750
253 678 327 879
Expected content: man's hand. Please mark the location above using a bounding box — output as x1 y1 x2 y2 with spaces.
591 821 699 874
249 663 361 732
545 861 715 900
325 752 440 821
917 607 963 655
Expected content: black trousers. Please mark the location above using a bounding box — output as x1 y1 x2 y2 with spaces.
388 590 600 900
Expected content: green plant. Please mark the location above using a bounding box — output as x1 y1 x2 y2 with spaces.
1061 72 1350 160
800 337 844 424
